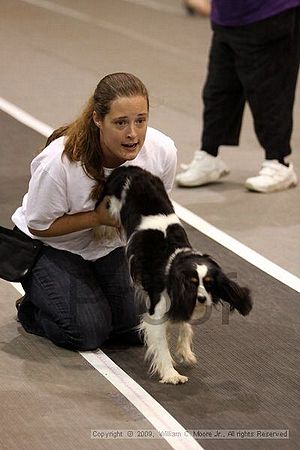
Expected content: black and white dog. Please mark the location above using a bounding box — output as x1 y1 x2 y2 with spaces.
96 166 252 384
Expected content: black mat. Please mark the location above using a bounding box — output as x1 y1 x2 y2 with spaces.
105 228 300 450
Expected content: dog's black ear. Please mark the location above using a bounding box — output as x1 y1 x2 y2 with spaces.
96 186 107 207
203 254 221 269
96 168 130 207
167 270 198 321
211 272 253 316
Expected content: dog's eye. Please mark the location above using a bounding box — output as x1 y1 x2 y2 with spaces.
203 276 213 284
203 276 213 289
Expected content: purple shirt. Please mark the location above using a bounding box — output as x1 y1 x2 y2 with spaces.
211 0 300 26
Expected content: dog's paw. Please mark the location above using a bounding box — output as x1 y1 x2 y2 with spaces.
178 351 197 366
159 372 188 384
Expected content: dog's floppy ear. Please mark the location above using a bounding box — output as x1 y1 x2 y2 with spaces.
96 168 130 207
167 269 198 321
209 271 253 316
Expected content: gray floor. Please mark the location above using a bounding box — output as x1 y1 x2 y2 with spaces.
0 1 300 449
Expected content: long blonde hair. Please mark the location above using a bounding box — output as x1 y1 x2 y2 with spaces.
45 73 149 199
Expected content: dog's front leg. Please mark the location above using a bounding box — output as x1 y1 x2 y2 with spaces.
176 322 197 365
140 294 188 384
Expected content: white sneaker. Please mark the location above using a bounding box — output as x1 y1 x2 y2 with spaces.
176 151 230 187
245 160 298 193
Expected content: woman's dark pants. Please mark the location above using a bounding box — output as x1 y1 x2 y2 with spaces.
18 246 142 351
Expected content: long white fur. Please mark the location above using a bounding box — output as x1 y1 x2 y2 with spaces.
140 291 189 385
190 265 212 321
165 247 192 275
176 323 197 365
137 213 181 234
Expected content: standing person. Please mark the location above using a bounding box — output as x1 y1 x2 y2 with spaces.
176 1 300 193
12 73 177 351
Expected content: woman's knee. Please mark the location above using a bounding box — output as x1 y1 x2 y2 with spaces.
42 312 112 351
44 322 111 351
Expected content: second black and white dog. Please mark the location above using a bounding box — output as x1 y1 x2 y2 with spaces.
96 166 252 384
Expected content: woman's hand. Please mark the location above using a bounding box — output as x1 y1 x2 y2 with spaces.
94 196 120 228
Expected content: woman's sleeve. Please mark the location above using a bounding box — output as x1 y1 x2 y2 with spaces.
25 167 69 231
161 139 178 194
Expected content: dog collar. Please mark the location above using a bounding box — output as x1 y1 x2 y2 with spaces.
165 247 193 275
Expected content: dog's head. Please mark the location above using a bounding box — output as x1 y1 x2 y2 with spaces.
166 251 252 322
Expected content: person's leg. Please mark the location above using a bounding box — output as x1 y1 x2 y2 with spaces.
201 28 245 156
235 8 299 191
237 8 300 161
176 28 244 187
19 246 112 351
92 247 145 344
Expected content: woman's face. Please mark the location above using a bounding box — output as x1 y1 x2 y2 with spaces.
96 95 148 168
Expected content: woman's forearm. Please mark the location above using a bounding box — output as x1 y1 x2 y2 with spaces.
28 196 119 237
28 210 101 237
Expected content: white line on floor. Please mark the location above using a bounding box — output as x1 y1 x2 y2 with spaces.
0 97 53 137
174 202 300 293
81 350 202 449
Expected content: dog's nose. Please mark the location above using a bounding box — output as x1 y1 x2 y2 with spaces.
197 295 207 303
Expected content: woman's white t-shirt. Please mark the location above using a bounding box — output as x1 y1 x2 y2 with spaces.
12 126 177 261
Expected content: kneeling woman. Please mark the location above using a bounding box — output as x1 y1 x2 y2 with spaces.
12 72 177 351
